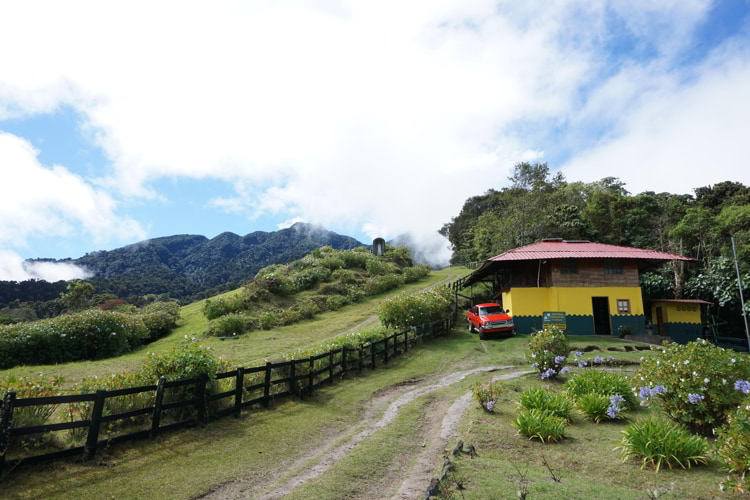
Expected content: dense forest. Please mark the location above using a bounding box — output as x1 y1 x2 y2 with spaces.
439 163 750 335
0 223 364 320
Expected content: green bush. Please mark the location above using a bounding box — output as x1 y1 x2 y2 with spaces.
1 375 64 448
634 339 750 435
203 292 247 320
514 409 567 443
403 264 430 283
382 245 413 267
138 301 180 340
472 380 506 412
364 274 405 295
377 286 453 330
331 269 359 284
564 370 636 409
258 311 280 330
365 259 396 276
617 418 709 471
518 388 574 421
207 313 248 337
715 396 750 494
340 251 369 269
575 393 626 423
526 327 569 380
139 341 231 420
0 310 149 369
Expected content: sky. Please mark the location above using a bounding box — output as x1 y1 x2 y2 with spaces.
1 0 750 281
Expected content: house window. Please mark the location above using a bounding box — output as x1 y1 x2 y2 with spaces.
604 259 623 274
617 299 630 314
560 260 578 275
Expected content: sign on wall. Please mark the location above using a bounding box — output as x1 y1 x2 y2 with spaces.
543 311 567 330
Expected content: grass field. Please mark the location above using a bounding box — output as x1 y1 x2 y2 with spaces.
2 320 740 499
0 266 469 387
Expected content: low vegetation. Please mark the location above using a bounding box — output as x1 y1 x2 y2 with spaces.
202 245 431 336
0 302 180 369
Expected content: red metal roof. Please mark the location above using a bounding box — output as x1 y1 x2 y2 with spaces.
488 240 695 262
651 299 713 305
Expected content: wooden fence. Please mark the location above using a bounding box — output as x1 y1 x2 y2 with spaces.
0 316 455 472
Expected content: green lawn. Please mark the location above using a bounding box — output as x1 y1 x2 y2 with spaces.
3 324 737 500
0 266 469 386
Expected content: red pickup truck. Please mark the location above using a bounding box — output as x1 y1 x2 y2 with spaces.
467 303 515 340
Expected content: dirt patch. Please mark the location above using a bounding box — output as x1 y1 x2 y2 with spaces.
389 370 534 500
199 366 513 500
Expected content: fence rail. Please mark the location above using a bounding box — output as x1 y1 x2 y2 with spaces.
0 316 456 472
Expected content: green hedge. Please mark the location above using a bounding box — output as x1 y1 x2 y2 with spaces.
0 310 149 368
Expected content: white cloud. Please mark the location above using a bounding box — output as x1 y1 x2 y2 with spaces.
0 250 91 281
277 217 306 229
562 40 750 194
0 0 747 250
0 132 145 248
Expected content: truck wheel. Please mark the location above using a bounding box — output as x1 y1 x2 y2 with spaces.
479 330 486 340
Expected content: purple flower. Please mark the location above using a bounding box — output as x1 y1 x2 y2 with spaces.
574 351 583 358
610 394 626 406
554 355 566 364
639 387 652 399
687 393 704 405
734 380 750 395
607 356 614 361
484 400 495 412
594 356 604 364
577 360 588 368
540 368 557 380
560 367 571 374
606 405 620 419
531 362 540 368
652 385 667 395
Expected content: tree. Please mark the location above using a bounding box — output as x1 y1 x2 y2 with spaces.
59 280 95 312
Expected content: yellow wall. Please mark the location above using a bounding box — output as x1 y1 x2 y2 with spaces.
652 301 701 324
504 286 644 316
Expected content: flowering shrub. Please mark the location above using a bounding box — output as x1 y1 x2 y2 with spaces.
716 395 750 494
403 264 430 283
138 301 180 340
633 339 750 435
0 310 149 369
203 292 248 320
617 418 709 471
207 313 248 337
472 380 506 412
518 388 574 421
377 286 453 330
526 326 569 380
576 393 626 423
1 375 64 448
514 409 567 443
564 370 636 410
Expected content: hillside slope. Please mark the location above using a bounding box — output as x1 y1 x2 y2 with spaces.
26 223 365 302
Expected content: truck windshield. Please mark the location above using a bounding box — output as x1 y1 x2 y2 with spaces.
479 306 503 315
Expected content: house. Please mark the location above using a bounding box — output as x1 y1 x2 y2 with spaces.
459 239 695 336
648 299 712 344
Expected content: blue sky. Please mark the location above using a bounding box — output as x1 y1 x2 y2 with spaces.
1 1 749 280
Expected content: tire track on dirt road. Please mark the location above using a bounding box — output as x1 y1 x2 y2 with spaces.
198 365 514 500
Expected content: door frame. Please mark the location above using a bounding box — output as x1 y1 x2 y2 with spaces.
591 296 612 335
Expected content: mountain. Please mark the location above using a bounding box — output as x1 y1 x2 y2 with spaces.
26 223 366 303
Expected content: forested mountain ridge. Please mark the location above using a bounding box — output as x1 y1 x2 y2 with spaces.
439 163 750 333
6 223 365 306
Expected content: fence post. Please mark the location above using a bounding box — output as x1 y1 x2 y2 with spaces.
384 337 389 364
308 357 314 395
404 330 408 352
234 368 244 418
85 390 106 461
151 377 166 439
371 343 376 370
328 350 334 384
196 374 209 425
263 362 273 408
342 349 348 378
0 392 16 473
358 347 364 373
289 361 297 397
